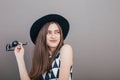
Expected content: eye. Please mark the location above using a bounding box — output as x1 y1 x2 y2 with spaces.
55 30 60 34
57 31 60 33
47 31 52 34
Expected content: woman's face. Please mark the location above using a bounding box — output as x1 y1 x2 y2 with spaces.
46 23 60 50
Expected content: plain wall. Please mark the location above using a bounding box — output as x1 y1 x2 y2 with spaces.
0 0 120 80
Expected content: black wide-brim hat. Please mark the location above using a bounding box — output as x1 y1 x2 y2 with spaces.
30 14 70 44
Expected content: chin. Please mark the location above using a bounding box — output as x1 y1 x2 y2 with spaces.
49 45 58 48
48 43 59 48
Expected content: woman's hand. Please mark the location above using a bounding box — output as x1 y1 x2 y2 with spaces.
14 42 24 59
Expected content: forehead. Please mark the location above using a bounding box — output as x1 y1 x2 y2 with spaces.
48 23 59 30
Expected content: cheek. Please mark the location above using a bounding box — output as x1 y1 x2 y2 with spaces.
57 35 60 42
58 34 60 39
46 34 50 39
46 35 49 43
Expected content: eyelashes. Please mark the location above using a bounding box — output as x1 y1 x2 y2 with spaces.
47 30 60 34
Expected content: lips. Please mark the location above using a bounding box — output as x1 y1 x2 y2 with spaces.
50 40 57 43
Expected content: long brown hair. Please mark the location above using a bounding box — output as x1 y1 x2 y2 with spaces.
29 22 64 80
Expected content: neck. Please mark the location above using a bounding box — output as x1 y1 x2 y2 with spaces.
49 47 56 56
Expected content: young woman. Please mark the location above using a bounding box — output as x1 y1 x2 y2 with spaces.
14 14 73 80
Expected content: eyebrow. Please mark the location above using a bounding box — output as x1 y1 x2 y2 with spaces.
48 29 59 31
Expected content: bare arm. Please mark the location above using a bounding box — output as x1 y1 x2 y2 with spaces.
58 44 73 80
14 44 30 80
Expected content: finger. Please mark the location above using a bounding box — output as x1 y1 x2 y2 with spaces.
17 42 24 48
14 44 21 51
17 45 21 49
18 42 23 45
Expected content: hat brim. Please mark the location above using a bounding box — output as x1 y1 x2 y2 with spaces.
30 14 69 44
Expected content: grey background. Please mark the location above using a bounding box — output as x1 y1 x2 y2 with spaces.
0 0 120 80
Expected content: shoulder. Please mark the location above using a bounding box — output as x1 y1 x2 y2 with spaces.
61 44 72 50
60 44 73 53
60 44 73 63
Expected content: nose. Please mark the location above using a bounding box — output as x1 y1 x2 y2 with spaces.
51 34 56 38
